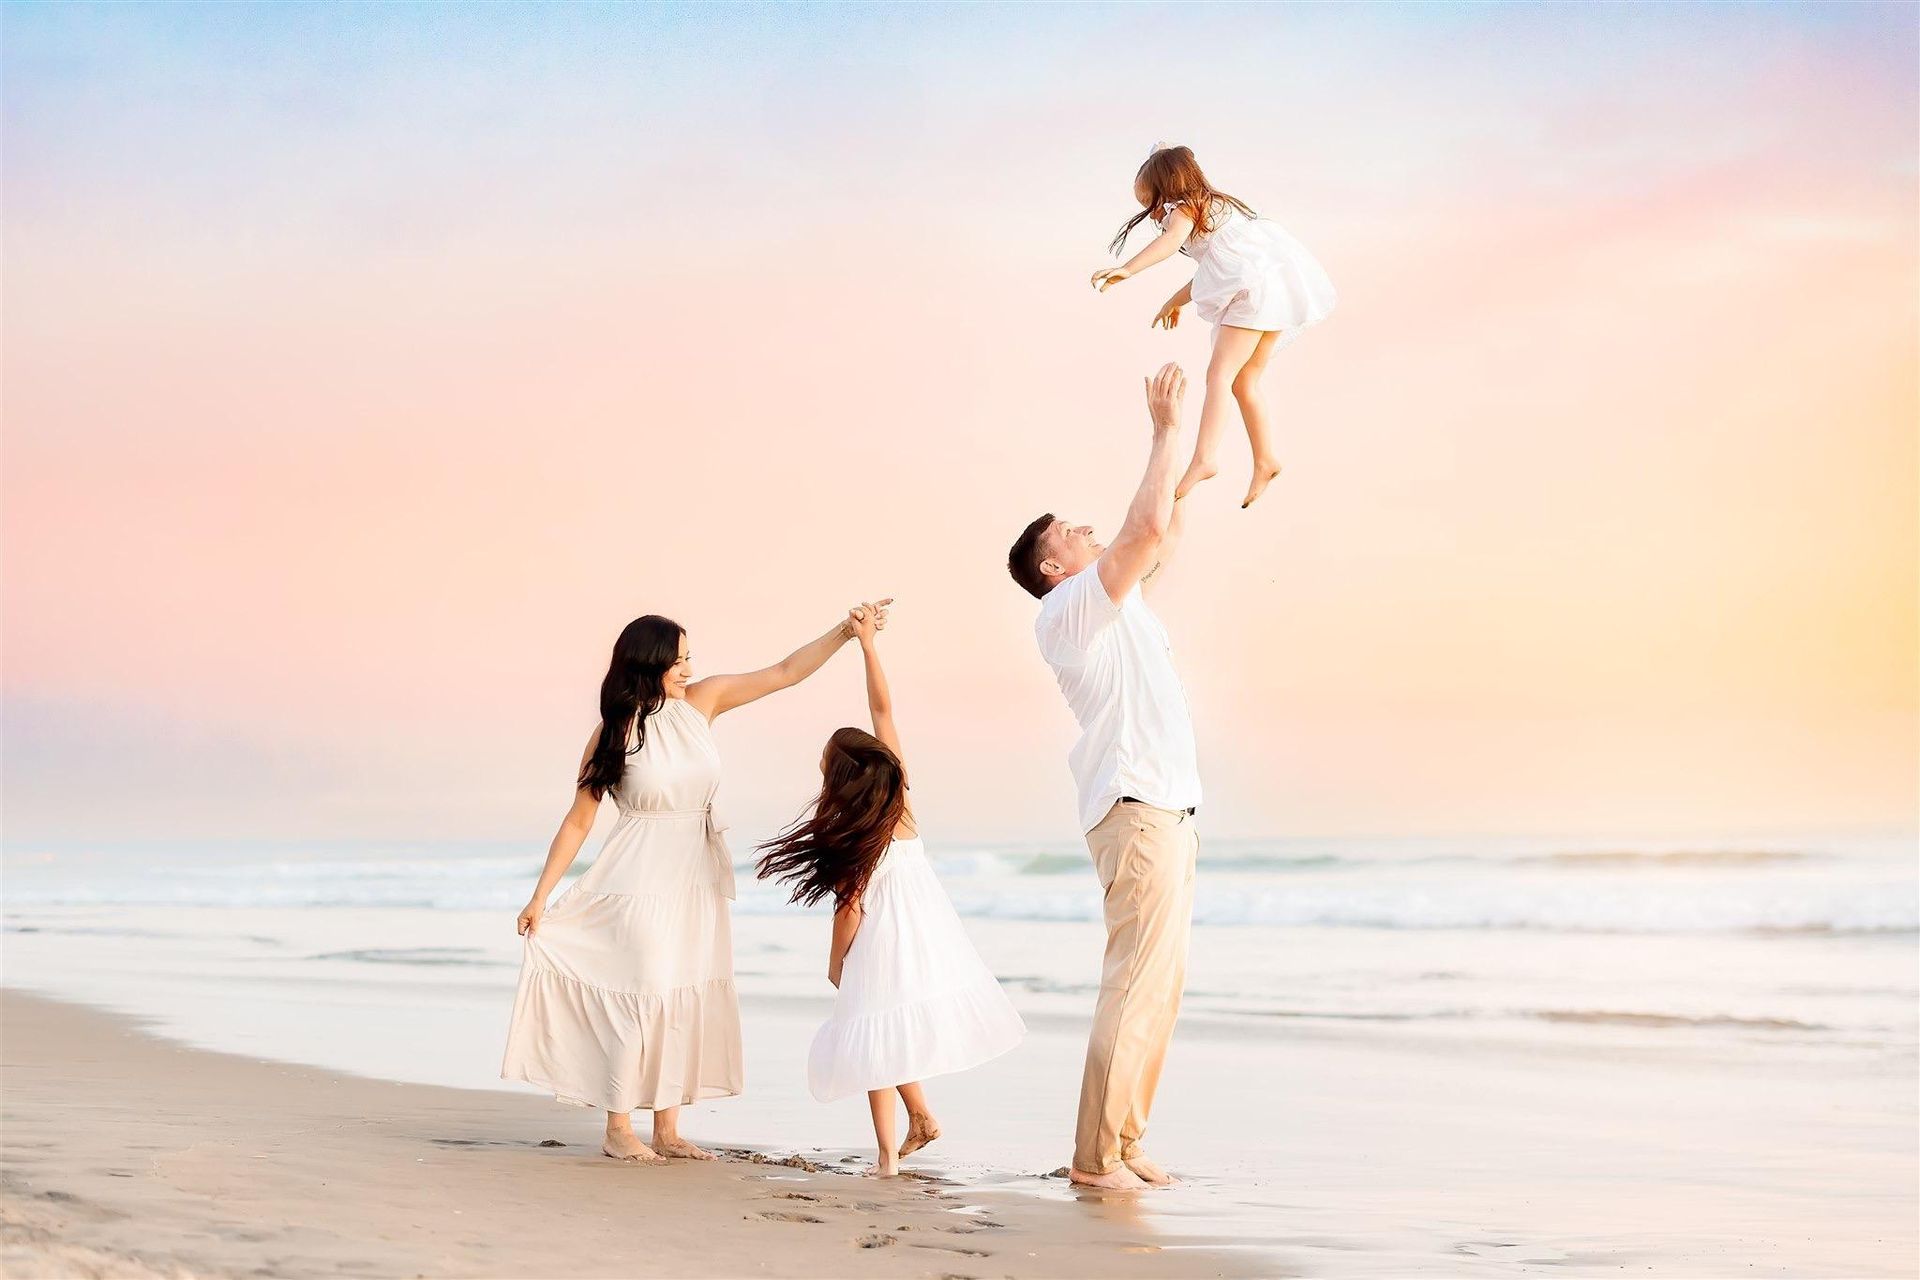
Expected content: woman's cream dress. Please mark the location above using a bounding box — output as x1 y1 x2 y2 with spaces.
501 697 742 1111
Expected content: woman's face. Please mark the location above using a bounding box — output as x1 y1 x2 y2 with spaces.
662 633 693 699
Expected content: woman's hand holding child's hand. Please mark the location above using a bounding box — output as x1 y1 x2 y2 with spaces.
847 598 893 646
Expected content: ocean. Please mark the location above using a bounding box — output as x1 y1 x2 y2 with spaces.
7 830 1914 1041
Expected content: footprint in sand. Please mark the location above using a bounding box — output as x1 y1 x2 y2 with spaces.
856 1233 896 1249
756 1210 825 1225
912 1242 992 1258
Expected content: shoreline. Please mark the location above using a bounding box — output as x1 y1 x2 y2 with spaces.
0 989 1257 1280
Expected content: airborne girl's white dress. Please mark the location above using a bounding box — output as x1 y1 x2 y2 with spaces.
1163 198 1336 345
501 697 743 1111
808 835 1025 1102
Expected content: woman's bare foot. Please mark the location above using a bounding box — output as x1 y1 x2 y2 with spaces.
1122 1152 1177 1187
1068 1163 1150 1190
653 1137 718 1161
1174 459 1218 501
601 1130 665 1163
898 1112 941 1159
1242 458 1283 508
867 1152 900 1178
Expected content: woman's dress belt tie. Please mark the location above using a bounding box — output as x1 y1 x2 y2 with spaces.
612 804 735 900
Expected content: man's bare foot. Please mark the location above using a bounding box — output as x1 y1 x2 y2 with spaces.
898 1112 941 1159
1122 1153 1177 1187
601 1131 665 1163
653 1136 718 1160
1174 460 1218 501
1242 458 1283 508
1068 1164 1150 1190
866 1153 900 1178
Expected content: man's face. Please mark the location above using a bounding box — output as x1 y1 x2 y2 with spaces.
1041 518 1103 584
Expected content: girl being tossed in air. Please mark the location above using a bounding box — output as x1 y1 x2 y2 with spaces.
1093 143 1337 508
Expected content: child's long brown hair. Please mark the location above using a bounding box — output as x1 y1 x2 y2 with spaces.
1109 144 1256 255
755 727 907 908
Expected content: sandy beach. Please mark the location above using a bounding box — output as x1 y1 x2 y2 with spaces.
1 990 1259 1280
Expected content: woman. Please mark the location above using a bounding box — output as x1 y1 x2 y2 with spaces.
501 599 890 1163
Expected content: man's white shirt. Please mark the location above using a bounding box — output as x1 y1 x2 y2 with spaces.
1035 561 1202 833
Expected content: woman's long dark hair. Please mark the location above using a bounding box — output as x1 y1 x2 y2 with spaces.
756 727 907 908
577 614 685 799
1109 144 1256 255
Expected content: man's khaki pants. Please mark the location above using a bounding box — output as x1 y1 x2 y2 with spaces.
1073 800 1199 1175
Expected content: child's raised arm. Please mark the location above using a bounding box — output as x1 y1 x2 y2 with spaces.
1091 207 1194 293
848 600 903 762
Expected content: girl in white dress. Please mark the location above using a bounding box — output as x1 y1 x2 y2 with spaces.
1092 143 1337 508
756 605 1025 1176
502 601 889 1165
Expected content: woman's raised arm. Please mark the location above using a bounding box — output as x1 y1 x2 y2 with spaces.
686 598 892 721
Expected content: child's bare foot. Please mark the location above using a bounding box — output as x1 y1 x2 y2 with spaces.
1242 458 1283 508
601 1131 666 1163
1069 1163 1150 1190
1174 459 1218 501
1122 1152 1178 1187
867 1152 900 1178
898 1112 941 1159
654 1137 718 1160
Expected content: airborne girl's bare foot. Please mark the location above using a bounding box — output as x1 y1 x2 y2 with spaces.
1241 457 1283 508
1122 1152 1177 1187
1069 1163 1150 1190
653 1136 718 1160
898 1111 942 1159
1174 458 1218 501
601 1129 665 1163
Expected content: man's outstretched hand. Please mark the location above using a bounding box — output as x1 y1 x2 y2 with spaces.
1145 362 1187 434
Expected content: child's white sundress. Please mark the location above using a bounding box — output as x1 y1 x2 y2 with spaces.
807 835 1025 1102
1160 198 1337 344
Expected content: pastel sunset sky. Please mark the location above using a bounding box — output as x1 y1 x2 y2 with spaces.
4 2 1914 850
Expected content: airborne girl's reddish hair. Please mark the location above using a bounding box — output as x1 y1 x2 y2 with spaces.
755 727 908 909
1108 144 1256 256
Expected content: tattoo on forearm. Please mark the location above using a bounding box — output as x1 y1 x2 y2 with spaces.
1142 561 1162 583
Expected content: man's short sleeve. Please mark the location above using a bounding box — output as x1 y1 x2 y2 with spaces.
1036 561 1123 662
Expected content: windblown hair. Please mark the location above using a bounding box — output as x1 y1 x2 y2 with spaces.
756 727 908 908
577 614 685 800
1108 144 1256 256
1007 511 1057 600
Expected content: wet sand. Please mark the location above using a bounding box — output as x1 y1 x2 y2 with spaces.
0 991 1249 1280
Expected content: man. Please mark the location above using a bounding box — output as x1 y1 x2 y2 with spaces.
1006 362 1199 1190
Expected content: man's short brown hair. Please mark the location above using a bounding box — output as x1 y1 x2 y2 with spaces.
1007 512 1057 600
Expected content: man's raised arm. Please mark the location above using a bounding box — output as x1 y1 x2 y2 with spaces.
1097 363 1187 605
